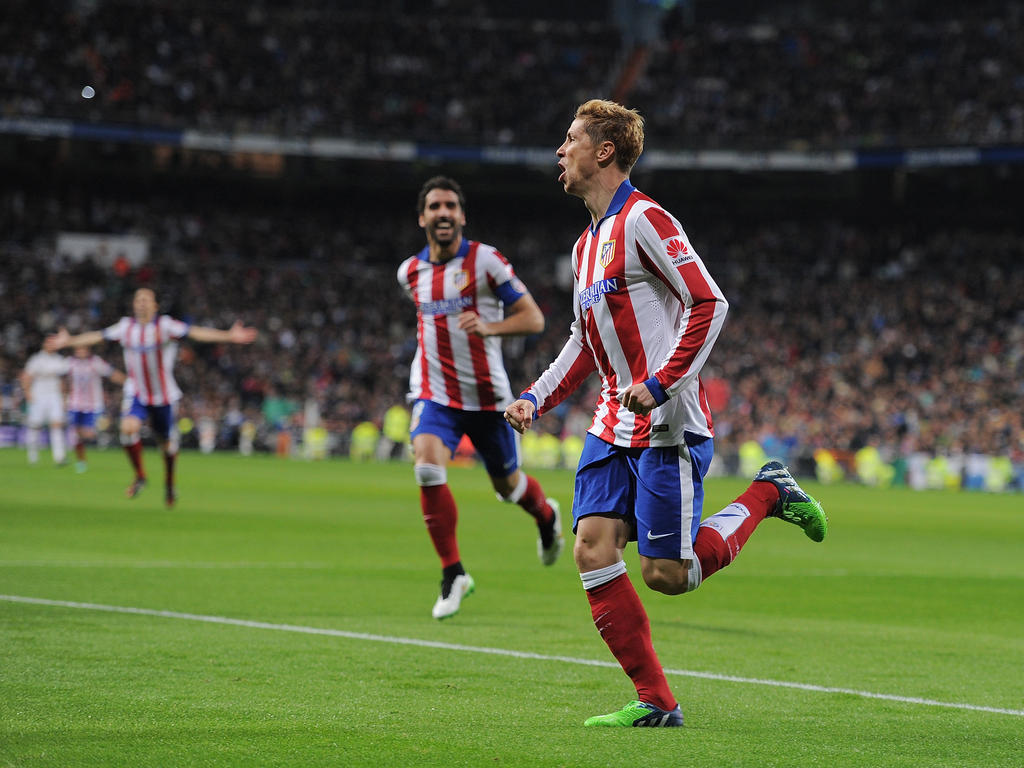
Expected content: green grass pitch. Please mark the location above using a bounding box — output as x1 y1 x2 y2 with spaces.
1 448 1022 767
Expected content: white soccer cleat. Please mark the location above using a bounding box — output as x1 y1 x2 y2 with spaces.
431 573 475 620
538 498 564 566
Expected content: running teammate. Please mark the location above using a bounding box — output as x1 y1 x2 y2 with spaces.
66 346 126 472
399 175 563 620
46 287 258 506
505 100 828 727
19 347 71 466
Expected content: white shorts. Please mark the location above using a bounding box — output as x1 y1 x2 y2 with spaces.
28 396 65 427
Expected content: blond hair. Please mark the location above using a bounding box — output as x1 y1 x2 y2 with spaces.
575 99 645 173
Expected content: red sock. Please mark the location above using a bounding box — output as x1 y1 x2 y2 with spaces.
420 484 460 568
75 442 86 461
163 450 177 490
586 573 676 711
694 482 778 580
124 441 145 479
517 475 553 524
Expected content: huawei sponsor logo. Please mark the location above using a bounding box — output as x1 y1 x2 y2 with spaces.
667 238 692 266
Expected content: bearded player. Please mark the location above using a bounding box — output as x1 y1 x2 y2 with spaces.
398 176 563 620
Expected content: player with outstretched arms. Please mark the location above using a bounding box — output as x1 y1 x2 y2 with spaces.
47 287 257 507
505 99 828 727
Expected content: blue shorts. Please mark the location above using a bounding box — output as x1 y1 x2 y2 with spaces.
68 411 99 429
572 432 714 560
409 399 520 479
126 398 177 440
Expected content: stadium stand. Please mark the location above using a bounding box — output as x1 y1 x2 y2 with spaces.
1 1 1021 148
0 1 1021 490
1 187 1020 489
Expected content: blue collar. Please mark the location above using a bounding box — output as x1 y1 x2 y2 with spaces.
590 180 636 235
418 238 470 263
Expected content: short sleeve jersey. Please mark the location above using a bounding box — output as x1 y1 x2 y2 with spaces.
103 315 190 406
398 238 528 411
68 355 115 413
25 352 71 401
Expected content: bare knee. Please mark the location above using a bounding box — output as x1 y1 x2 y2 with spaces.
573 533 611 573
643 571 688 595
573 517 628 573
641 559 693 595
490 469 519 499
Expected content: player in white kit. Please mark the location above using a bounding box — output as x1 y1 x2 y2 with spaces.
47 288 257 507
20 348 71 465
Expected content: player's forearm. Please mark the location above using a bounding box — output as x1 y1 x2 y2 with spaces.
489 309 544 337
187 326 231 343
652 295 729 399
188 322 257 345
61 330 105 348
493 297 545 337
525 333 596 416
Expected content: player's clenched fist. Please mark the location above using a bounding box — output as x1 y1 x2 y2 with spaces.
456 310 491 338
620 382 656 415
504 398 535 433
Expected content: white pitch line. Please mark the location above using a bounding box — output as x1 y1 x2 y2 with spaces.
0 560 332 570
2 594 1022 718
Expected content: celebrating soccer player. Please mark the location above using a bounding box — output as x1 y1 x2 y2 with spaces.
67 346 126 472
398 176 564 620
505 100 828 727
46 287 258 507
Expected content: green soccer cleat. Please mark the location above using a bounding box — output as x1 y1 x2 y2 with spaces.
754 461 828 542
584 700 683 728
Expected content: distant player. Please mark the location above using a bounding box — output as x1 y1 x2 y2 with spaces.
19 347 71 466
505 100 828 727
46 287 258 507
66 346 126 472
398 175 563 620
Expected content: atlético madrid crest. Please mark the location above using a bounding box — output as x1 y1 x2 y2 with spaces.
452 269 470 291
599 240 616 268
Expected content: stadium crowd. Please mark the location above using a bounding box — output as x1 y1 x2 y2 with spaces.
1 188 1021 489
1 1 1021 488
2 0 1022 149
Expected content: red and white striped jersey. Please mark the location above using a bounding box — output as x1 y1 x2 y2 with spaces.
103 315 191 406
67 355 115 413
398 239 528 411
525 181 729 448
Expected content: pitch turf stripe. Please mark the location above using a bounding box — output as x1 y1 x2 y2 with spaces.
3 594 1022 718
